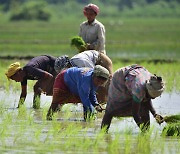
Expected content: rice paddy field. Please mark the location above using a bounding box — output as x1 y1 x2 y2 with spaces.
0 17 180 153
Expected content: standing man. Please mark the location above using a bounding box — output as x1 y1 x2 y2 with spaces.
5 55 57 109
79 3 106 54
101 64 165 132
46 65 110 121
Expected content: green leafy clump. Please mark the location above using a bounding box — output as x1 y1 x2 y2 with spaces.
162 123 180 137
70 36 86 49
164 114 180 123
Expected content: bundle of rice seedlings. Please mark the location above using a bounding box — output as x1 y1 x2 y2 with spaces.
71 36 86 52
164 114 180 123
162 123 180 137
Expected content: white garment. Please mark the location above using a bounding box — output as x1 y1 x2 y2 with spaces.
79 19 105 54
70 50 99 68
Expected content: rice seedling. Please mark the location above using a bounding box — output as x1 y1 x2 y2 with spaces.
70 36 86 49
162 123 180 137
0 19 179 152
164 114 180 123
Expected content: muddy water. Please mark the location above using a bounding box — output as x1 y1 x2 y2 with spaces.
0 90 180 129
0 90 180 153
1 90 179 117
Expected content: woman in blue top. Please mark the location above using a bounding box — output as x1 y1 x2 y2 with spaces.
47 65 110 121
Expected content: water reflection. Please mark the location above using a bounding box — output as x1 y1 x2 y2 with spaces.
1 90 179 114
0 90 179 153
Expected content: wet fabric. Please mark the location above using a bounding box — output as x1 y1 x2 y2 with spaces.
64 67 98 112
70 50 99 68
106 65 152 113
79 19 105 53
53 70 80 104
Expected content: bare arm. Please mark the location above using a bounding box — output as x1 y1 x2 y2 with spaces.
98 53 113 76
18 85 27 107
132 100 142 127
146 100 164 124
145 100 156 116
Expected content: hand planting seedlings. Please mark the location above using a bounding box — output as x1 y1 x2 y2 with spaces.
54 50 113 104
5 56 57 109
47 65 110 121
101 64 165 133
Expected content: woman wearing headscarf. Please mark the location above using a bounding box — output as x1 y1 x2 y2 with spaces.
5 55 57 109
54 50 113 103
46 65 110 121
79 3 106 54
101 64 165 132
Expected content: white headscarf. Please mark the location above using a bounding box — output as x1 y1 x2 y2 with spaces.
146 75 165 98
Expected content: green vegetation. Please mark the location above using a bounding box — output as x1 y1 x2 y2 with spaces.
10 1 51 21
0 104 179 153
0 18 179 61
71 36 86 51
1 60 180 93
162 123 180 136
0 0 180 19
0 0 180 153
164 114 180 123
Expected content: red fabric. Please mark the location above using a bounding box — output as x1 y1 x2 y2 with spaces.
53 70 80 105
53 70 68 91
83 4 99 15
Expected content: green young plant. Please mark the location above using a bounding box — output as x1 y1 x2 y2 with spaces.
162 123 180 137
70 36 86 52
164 114 180 123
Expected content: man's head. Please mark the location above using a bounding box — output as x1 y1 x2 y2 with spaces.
54 55 71 73
83 4 99 23
146 75 165 99
5 62 24 82
93 65 110 87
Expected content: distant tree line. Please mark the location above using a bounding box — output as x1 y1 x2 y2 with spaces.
0 0 179 11
0 0 179 20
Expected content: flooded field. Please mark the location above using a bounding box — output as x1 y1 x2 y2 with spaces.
0 90 179 153
0 15 179 153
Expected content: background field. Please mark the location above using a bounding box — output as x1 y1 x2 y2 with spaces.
0 17 180 92
0 18 180 61
0 1 180 153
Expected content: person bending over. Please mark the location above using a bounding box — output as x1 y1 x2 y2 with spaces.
46 65 110 121
54 50 112 103
101 64 165 132
5 55 57 109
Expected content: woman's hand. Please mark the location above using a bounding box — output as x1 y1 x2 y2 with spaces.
95 104 104 112
154 114 164 124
